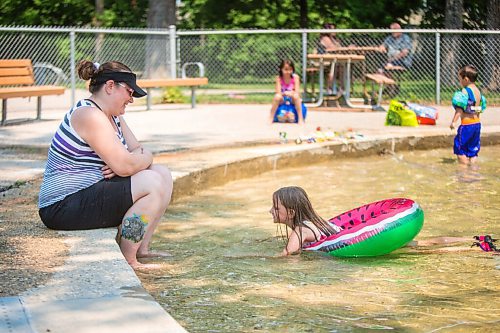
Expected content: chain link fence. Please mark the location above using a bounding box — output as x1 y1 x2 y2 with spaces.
1 26 499 106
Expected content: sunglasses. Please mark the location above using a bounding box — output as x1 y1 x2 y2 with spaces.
116 82 134 98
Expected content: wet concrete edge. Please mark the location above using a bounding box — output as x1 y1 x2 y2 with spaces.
171 132 500 201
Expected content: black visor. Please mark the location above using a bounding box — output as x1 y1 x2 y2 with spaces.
93 71 147 98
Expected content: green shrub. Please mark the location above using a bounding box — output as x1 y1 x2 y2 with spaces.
161 87 186 103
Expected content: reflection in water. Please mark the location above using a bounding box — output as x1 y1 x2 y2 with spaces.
140 146 500 332
455 163 483 183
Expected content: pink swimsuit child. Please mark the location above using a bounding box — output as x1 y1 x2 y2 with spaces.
280 76 295 93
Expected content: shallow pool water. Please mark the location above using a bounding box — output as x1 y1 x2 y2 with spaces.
140 146 500 332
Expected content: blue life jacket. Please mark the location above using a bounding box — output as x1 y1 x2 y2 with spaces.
452 87 487 114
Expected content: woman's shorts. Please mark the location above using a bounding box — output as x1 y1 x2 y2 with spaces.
39 176 133 230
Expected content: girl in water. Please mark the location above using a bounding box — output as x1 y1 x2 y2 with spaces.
270 186 340 255
269 186 492 256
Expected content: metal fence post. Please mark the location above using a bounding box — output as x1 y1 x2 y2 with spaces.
435 31 441 105
70 30 76 106
169 25 177 78
302 30 308 99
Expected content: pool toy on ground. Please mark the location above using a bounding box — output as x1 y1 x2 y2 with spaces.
407 102 438 125
471 235 499 252
294 127 363 144
386 100 438 126
273 96 307 123
303 198 424 257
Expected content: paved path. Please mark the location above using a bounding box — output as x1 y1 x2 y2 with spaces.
1 100 499 333
1 102 499 188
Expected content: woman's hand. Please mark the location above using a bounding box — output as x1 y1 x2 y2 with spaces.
101 164 116 179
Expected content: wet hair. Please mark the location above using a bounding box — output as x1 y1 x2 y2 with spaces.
272 186 338 252
278 58 295 77
77 60 133 94
458 64 478 82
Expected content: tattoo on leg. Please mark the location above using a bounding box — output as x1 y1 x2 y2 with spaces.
121 214 148 243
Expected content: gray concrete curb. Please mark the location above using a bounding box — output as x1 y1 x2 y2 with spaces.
19 230 186 333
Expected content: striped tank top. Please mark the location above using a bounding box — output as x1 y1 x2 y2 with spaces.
38 99 128 208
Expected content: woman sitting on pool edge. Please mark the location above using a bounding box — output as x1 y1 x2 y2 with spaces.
269 59 307 124
38 59 173 269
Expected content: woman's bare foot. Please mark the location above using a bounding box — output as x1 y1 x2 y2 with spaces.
137 250 173 258
130 261 163 270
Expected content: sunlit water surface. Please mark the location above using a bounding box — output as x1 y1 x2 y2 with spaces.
140 146 500 332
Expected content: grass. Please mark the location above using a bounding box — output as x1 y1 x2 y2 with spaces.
196 92 274 104
77 80 498 106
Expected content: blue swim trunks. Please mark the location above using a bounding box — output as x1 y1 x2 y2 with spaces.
454 123 481 157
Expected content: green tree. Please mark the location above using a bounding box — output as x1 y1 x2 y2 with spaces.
420 0 488 29
178 0 423 29
96 0 149 28
178 0 303 29
0 0 149 27
0 0 94 26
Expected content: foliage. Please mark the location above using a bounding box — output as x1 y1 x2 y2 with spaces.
196 93 274 104
311 0 423 28
97 0 149 28
1 0 492 30
161 87 185 103
180 34 302 84
178 0 301 29
0 0 149 27
420 0 488 29
0 0 94 26
178 0 424 29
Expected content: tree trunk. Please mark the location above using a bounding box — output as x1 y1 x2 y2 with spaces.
94 0 105 62
299 0 308 29
146 0 176 78
485 0 500 91
442 0 463 86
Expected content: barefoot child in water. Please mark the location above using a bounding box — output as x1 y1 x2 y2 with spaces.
270 186 340 255
449 64 487 165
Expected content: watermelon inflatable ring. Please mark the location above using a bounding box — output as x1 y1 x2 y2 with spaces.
303 198 424 257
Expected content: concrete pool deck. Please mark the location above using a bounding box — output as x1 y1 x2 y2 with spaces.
1 102 499 333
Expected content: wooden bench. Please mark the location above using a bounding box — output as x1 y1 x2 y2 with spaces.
137 77 208 110
364 73 396 110
0 59 65 125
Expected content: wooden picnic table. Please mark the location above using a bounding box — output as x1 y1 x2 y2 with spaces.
325 46 383 54
306 53 372 110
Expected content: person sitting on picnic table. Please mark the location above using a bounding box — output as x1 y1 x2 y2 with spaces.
317 23 349 95
378 22 413 74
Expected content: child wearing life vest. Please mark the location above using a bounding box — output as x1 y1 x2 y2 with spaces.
270 186 340 255
269 59 305 124
450 64 487 165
